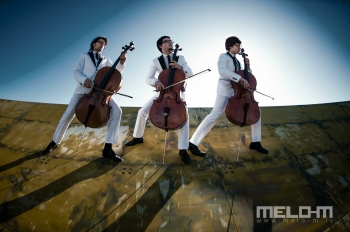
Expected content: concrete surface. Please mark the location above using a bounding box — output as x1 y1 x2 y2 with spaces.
0 98 349 231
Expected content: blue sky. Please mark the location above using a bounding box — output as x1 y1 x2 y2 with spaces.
1 0 349 107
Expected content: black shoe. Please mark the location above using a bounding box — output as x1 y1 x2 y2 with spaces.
102 149 123 163
188 142 206 157
249 142 268 154
42 141 57 155
179 150 191 165
125 137 144 146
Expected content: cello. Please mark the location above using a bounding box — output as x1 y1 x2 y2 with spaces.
225 48 260 126
149 44 187 131
75 41 134 128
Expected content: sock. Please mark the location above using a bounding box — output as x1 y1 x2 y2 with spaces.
45 140 56 150
104 143 112 150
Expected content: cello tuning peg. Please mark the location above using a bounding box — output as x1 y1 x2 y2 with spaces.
178 48 182 51
122 46 125 49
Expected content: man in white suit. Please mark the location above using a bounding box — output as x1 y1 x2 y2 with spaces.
43 36 127 162
125 36 199 164
188 36 268 156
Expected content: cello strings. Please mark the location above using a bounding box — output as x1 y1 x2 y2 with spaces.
154 69 211 92
163 131 168 164
237 127 243 162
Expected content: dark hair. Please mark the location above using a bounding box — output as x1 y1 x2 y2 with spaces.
156 36 170 52
225 36 241 51
89 36 108 51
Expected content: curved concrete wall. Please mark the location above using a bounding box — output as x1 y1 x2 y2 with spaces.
0 98 349 231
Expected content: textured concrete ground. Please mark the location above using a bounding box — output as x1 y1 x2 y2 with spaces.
0 98 349 231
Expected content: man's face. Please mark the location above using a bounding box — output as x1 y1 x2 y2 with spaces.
159 37 173 52
229 43 241 55
93 39 106 52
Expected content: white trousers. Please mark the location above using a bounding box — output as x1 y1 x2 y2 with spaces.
52 94 122 144
190 95 261 146
133 96 189 150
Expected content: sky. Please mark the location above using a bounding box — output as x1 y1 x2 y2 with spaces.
0 0 349 108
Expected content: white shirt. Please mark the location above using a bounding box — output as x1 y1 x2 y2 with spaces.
145 54 193 100
216 52 252 97
73 52 125 95
92 51 100 65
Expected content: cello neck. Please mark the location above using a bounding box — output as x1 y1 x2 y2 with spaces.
166 44 180 86
240 49 250 84
98 41 134 89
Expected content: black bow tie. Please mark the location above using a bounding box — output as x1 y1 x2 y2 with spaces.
233 56 240 71
95 53 99 60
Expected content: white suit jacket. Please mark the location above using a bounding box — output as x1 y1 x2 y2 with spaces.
73 52 125 95
145 54 193 100
217 52 252 98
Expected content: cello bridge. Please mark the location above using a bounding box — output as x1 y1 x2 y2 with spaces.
164 93 173 99
242 93 252 99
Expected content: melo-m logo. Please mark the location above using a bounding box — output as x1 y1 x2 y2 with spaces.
256 206 333 219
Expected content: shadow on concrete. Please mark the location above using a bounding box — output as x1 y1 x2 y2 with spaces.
0 151 43 173
0 157 117 223
89 164 195 232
